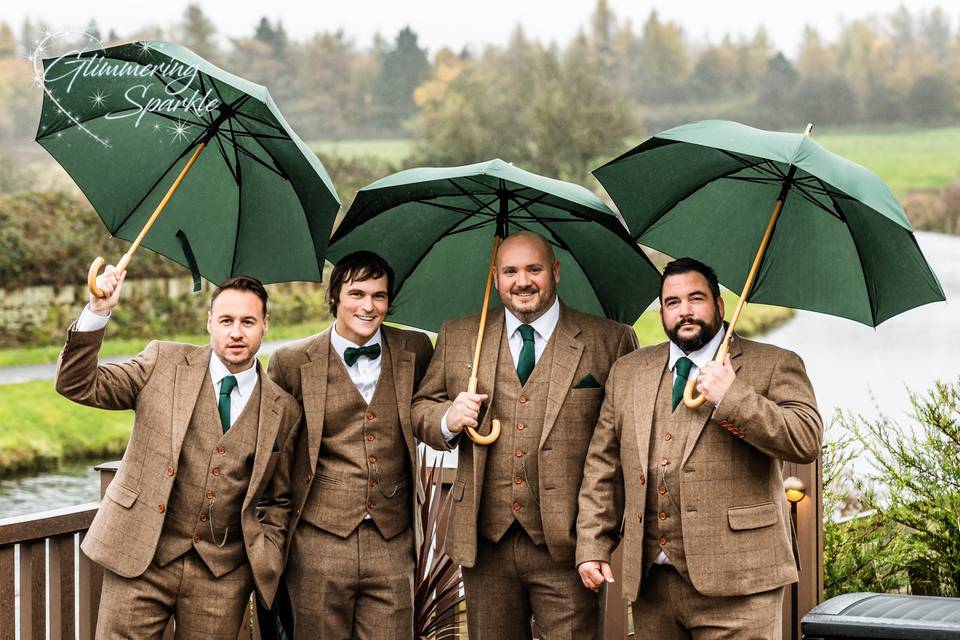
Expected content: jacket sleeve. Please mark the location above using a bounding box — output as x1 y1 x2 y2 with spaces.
618 323 640 358
576 359 626 566
716 348 823 464
54 325 159 411
411 323 455 451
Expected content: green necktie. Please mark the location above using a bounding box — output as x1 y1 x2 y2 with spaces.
218 375 238 433
671 357 694 410
516 324 536 386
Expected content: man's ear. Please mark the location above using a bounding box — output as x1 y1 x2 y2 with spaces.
552 259 561 284
206 310 212 334
263 313 269 336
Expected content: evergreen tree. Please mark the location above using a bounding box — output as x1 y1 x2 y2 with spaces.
373 26 430 133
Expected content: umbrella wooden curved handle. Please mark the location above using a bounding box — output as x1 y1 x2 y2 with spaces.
464 375 501 445
87 253 132 298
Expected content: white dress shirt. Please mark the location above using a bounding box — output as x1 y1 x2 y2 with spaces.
330 324 383 404
440 297 561 441
74 304 258 427
655 324 726 566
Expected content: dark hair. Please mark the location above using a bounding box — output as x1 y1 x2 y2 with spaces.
327 251 395 318
210 275 269 317
660 257 721 302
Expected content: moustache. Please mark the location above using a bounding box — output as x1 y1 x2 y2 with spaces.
674 318 706 331
511 287 539 295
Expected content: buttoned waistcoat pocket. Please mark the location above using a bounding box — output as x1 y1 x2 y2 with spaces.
105 481 139 509
727 502 778 531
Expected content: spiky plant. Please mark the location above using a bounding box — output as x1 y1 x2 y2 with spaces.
415 451 465 639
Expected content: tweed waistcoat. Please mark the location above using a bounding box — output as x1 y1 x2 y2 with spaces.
478 327 558 545
642 365 703 580
154 371 261 577
301 341 410 539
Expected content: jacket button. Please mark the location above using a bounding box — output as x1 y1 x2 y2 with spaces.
366 412 375 421
659 536 667 545
156 504 165 513
519 396 527 404
295 508 300 516
367 500 375 509
367 434 375 441
206 491 215 499
512 502 521 511
517 421 525 430
664 432 672 441
211 467 220 476
370 479 377 487
199 514 208 523
660 458 668 467
194 534 201 543
217 447 225 455
659 511 667 521
369 455 377 464
514 476 523 485
306 473 312 482
658 485 667 495
637 513 643 522
165 466 174 476
514 449 523 458
639 474 646 484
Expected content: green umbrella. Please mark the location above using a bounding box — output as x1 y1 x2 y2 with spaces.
594 120 945 408
35 40 340 295
327 158 661 444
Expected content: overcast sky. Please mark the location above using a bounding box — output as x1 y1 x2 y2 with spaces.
8 0 957 57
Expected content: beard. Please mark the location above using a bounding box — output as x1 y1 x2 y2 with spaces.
665 313 723 353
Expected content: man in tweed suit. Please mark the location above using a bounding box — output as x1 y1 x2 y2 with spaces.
577 257 822 639
413 231 638 639
267 251 433 639
55 268 301 639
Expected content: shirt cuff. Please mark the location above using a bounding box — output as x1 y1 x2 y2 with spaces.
440 408 458 443
76 305 111 332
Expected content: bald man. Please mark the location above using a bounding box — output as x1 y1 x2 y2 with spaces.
413 231 638 639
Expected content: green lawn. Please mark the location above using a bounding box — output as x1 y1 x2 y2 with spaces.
309 139 414 165
816 127 960 196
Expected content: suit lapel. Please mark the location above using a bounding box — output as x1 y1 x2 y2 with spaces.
172 345 211 457
634 344 667 458
539 306 583 450
680 334 742 467
472 309 505 494
244 371 283 509
299 329 331 474
385 328 417 463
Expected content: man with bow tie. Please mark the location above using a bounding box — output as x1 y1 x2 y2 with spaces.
412 231 638 639
267 250 433 638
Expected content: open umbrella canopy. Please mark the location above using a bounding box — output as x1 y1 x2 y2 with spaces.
36 40 340 285
594 120 945 326
327 158 661 332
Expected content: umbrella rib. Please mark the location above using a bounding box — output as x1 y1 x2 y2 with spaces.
230 114 291 181
717 151 788 181
232 109 288 136
446 179 501 216
408 198 497 220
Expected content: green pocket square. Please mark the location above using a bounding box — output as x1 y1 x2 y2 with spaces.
573 373 602 389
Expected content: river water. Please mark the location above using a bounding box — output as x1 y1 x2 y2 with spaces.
0 231 955 518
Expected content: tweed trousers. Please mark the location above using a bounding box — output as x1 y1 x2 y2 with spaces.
96 549 253 639
631 564 783 640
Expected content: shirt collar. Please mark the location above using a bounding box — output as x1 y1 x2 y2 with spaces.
504 296 560 342
668 324 726 373
208 352 259 399
330 323 383 360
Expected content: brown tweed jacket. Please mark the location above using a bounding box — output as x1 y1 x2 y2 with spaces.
576 335 823 600
54 327 302 607
266 325 434 553
412 302 638 567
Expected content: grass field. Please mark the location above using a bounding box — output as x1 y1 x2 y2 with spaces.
309 139 414 166
816 127 960 196
306 127 960 199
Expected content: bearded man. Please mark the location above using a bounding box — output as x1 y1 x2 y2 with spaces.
576 257 822 639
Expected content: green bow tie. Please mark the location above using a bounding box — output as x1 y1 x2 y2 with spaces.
344 343 381 367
